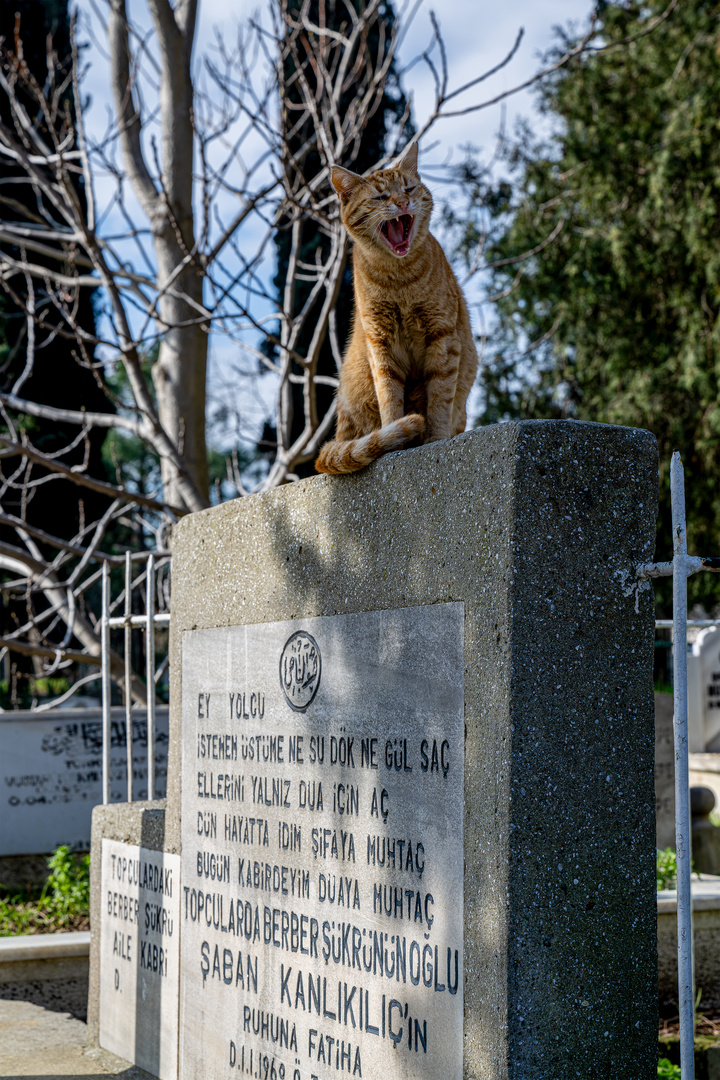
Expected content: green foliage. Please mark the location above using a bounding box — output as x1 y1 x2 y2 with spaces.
657 1058 681 1079
0 676 70 711
657 847 678 890
474 0 720 610
45 845 90 916
655 680 673 695
0 845 90 935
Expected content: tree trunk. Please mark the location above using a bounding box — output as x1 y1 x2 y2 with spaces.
110 0 208 512
152 255 209 511
150 0 207 510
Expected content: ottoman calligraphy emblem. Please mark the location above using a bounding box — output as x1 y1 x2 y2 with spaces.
279 631 321 711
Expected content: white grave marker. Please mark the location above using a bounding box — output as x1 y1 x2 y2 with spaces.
99 839 180 1079
180 606 464 1080
0 707 168 855
690 627 720 751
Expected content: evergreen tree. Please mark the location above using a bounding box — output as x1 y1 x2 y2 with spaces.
0 1 114 702
474 0 720 608
0 0 113 543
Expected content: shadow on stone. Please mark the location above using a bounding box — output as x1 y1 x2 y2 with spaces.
0 977 88 1022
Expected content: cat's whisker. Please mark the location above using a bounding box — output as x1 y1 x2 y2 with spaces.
361 213 387 239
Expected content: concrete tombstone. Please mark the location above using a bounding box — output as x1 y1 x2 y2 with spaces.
167 420 659 1080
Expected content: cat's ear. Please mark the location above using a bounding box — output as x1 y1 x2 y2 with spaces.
331 166 363 201
399 142 419 177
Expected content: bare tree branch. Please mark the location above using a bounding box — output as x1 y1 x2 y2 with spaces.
0 436 186 515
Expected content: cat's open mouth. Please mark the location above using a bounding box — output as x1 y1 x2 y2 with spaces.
379 214 415 256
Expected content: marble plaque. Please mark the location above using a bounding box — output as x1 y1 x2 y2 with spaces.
180 605 464 1080
99 839 180 1079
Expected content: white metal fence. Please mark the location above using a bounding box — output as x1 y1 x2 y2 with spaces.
100 552 169 806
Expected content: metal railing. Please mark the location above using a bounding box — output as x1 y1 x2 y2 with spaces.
639 452 720 1079
100 551 170 806
656 620 720 628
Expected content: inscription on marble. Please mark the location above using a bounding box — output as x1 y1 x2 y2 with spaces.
99 839 180 1080
0 708 168 855
180 605 464 1080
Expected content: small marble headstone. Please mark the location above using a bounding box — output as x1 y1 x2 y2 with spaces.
0 707 168 855
690 628 720 751
99 839 180 1079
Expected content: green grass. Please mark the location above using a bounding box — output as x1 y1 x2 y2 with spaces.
0 846 90 936
658 1059 681 1079
657 847 678 891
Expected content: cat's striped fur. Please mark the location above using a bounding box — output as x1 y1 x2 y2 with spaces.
315 144 477 475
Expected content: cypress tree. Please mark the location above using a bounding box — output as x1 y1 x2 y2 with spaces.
268 0 412 477
0 0 112 541
0 1 113 702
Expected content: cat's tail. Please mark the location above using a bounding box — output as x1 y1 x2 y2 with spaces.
315 413 425 475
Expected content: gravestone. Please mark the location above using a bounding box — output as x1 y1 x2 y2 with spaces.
690 787 720 876
655 692 675 849
690 627 720 752
0 706 169 855
99 839 180 1079
168 420 659 1079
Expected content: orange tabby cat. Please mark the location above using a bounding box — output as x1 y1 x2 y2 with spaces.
315 143 477 475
